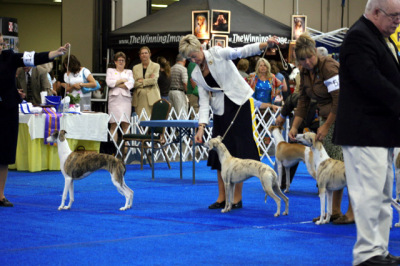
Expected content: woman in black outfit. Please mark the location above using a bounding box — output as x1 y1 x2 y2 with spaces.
0 33 69 207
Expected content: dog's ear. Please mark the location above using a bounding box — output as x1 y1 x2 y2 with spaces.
315 140 323 150
308 133 318 148
216 136 222 142
52 130 59 139
59 130 66 141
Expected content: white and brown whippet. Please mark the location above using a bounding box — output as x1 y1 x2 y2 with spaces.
47 130 133 211
296 132 346 225
206 136 289 217
269 125 315 193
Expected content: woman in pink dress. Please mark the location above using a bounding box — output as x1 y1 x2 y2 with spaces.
106 52 134 144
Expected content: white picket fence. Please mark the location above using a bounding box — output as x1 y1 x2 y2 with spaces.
108 106 288 166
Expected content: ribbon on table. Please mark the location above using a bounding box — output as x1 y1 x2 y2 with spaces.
19 101 32 114
43 107 62 146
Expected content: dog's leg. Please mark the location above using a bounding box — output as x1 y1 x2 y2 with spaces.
58 177 72 210
284 166 291 193
272 184 289 216
396 168 400 202
266 188 282 217
261 175 282 217
391 199 400 227
316 188 326 225
110 173 133 211
65 180 75 210
221 182 234 213
123 183 134 209
276 161 283 188
324 190 333 224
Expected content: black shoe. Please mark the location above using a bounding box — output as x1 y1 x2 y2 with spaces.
386 253 400 264
357 255 398 266
232 201 242 209
208 201 225 209
0 198 13 207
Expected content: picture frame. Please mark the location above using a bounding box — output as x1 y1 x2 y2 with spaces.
211 34 228 48
211 9 231 34
288 41 296 63
192 10 210 40
291 15 307 41
90 73 108 102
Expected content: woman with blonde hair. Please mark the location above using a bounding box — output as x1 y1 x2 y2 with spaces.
289 33 354 224
179 34 278 209
246 58 283 109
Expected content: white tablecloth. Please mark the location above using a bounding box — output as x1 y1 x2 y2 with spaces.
19 113 109 142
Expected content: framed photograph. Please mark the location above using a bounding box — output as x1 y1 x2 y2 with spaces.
211 10 231 34
291 15 307 41
288 41 296 63
192 10 210 40
212 34 228 48
90 73 108 102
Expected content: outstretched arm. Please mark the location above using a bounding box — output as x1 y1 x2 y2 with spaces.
48 43 70 60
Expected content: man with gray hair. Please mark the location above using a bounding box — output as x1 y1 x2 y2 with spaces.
316 46 329 57
168 54 188 119
334 0 400 265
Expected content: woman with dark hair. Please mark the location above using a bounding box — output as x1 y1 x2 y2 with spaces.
0 32 69 207
63 54 97 111
157 56 171 101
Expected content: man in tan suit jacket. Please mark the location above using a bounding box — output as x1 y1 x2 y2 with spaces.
16 66 51 105
132 46 161 119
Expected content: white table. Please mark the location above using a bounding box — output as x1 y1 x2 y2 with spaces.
9 112 109 172
19 112 109 141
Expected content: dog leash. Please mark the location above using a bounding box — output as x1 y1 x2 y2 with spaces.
221 104 243 141
60 44 71 130
262 42 288 71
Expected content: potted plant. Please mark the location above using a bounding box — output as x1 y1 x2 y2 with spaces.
66 93 81 111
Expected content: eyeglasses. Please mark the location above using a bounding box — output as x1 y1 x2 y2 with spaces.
117 59 125 62
379 8 400 22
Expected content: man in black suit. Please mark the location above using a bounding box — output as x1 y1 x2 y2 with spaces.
334 0 400 265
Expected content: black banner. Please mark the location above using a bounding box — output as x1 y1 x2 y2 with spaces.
109 32 290 49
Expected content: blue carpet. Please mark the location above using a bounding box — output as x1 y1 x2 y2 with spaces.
1 158 399 265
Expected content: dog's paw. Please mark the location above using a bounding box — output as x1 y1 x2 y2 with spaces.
221 208 231 213
284 188 290 193
58 206 64 211
63 206 71 210
315 220 322 225
119 206 131 211
282 211 288 216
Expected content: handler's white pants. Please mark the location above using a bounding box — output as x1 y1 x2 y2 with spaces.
342 146 394 265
